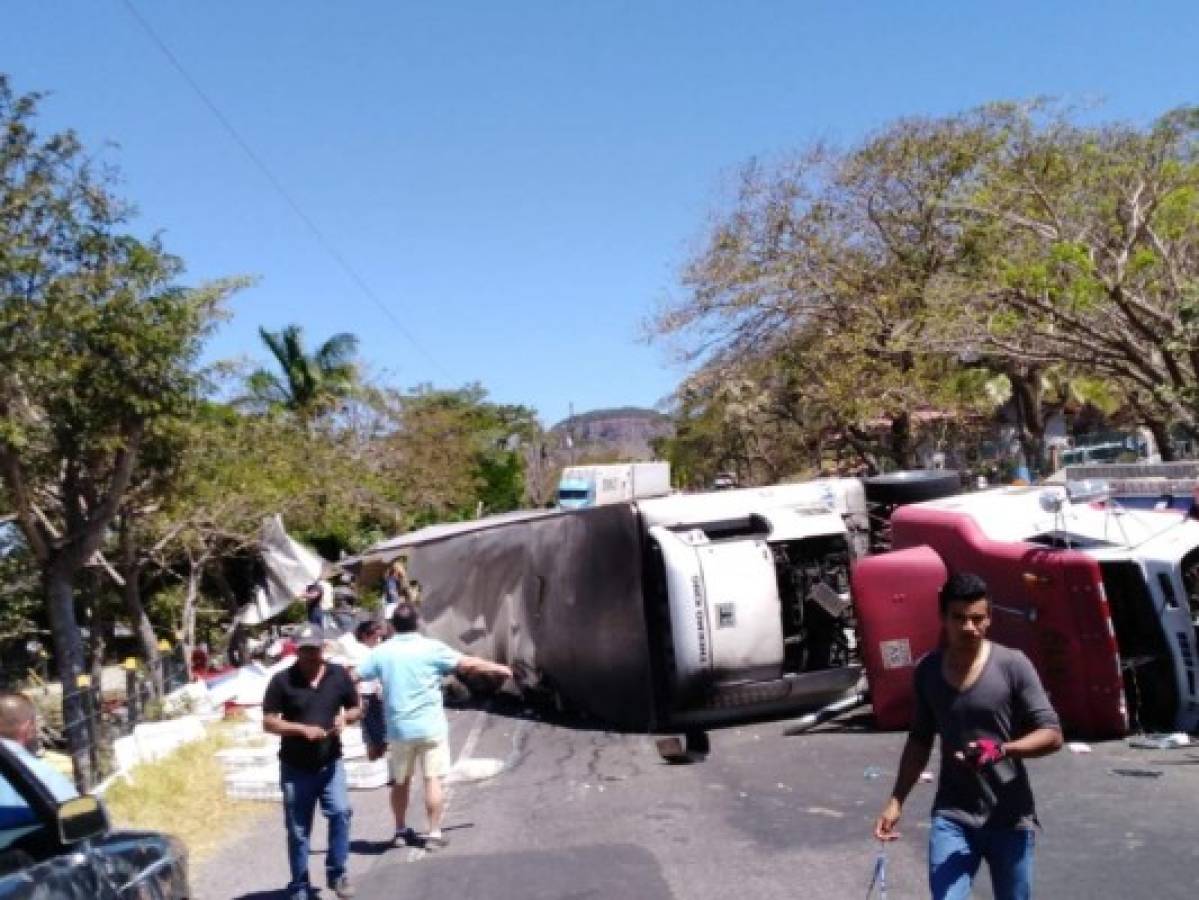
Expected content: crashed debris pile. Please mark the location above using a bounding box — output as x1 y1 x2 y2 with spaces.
218 712 389 802
193 655 391 802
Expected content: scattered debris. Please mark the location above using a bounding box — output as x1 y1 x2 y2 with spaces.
217 721 388 800
1067 742 1093 753
805 806 844 819
1110 768 1164 778
863 766 885 780
918 770 934 782
445 757 505 784
782 691 869 736
654 730 710 764
1128 732 1190 750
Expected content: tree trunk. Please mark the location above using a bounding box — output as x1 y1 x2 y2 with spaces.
1009 370 1047 479
119 519 162 697
889 412 914 470
127 579 163 697
845 426 881 475
44 563 91 791
1145 418 1175 463
182 567 201 676
85 575 106 783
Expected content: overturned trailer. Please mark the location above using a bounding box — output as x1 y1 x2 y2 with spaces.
346 480 874 731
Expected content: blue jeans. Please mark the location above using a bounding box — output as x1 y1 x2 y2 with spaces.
362 694 386 750
929 815 1035 900
280 760 351 897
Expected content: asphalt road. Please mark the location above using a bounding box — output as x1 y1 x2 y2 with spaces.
197 703 1199 899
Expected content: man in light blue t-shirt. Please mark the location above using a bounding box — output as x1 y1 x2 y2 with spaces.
0 692 78 836
357 602 511 848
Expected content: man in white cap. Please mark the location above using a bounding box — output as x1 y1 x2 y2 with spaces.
263 624 361 900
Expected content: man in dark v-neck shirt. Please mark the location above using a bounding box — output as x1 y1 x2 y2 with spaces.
263 624 361 900
873 573 1062 899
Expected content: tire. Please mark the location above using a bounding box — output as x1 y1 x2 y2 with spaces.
863 469 962 506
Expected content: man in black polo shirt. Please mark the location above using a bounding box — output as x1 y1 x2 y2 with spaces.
263 624 361 900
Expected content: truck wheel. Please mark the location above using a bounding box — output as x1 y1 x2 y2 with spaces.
863 470 961 505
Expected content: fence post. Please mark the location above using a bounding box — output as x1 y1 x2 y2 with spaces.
77 674 98 791
125 658 140 728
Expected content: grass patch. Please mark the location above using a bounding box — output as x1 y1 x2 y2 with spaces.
103 723 273 864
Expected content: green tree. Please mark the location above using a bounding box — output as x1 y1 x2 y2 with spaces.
243 324 359 420
382 384 539 523
0 75 241 784
658 102 1199 475
654 123 996 473
934 103 1199 459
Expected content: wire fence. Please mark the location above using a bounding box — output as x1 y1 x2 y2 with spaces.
11 649 191 790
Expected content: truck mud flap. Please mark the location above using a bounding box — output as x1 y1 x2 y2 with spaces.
853 545 946 730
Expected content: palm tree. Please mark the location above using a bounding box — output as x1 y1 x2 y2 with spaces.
243 325 359 419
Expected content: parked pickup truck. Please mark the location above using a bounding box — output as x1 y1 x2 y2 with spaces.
0 742 189 899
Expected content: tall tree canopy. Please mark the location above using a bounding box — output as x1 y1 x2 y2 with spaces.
655 101 1199 478
0 75 242 782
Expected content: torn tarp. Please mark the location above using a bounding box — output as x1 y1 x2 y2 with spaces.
236 515 325 625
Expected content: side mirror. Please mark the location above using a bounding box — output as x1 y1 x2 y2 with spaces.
57 795 109 845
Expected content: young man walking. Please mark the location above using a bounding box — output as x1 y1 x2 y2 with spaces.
263 624 361 900
873 572 1063 899
357 601 512 848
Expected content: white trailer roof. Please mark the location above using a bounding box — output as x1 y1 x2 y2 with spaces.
637 478 864 528
909 485 1199 553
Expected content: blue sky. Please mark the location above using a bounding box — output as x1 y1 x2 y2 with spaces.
2 1 1196 425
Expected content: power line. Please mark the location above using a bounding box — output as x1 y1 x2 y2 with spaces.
117 0 452 381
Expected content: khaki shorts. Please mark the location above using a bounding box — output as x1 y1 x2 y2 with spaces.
388 734 451 782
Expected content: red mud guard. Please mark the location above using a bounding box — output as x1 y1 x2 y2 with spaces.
853 546 947 730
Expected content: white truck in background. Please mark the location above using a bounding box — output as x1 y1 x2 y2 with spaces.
557 461 672 509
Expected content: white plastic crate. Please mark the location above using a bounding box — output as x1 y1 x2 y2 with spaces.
340 724 365 759
224 764 282 802
215 746 276 773
346 757 389 790
223 721 270 744
225 780 283 803
133 715 205 762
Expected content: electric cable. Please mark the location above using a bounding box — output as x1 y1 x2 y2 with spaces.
117 0 452 381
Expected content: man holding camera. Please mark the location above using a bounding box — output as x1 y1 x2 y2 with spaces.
873 573 1063 899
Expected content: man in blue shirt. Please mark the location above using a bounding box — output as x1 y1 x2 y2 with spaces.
0 691 78 833
357 602 511 848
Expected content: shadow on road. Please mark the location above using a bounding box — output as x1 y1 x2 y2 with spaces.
351 823 475 857
231 891 292 900
351 843 674 900
445 690 613 733
350 837 395 856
